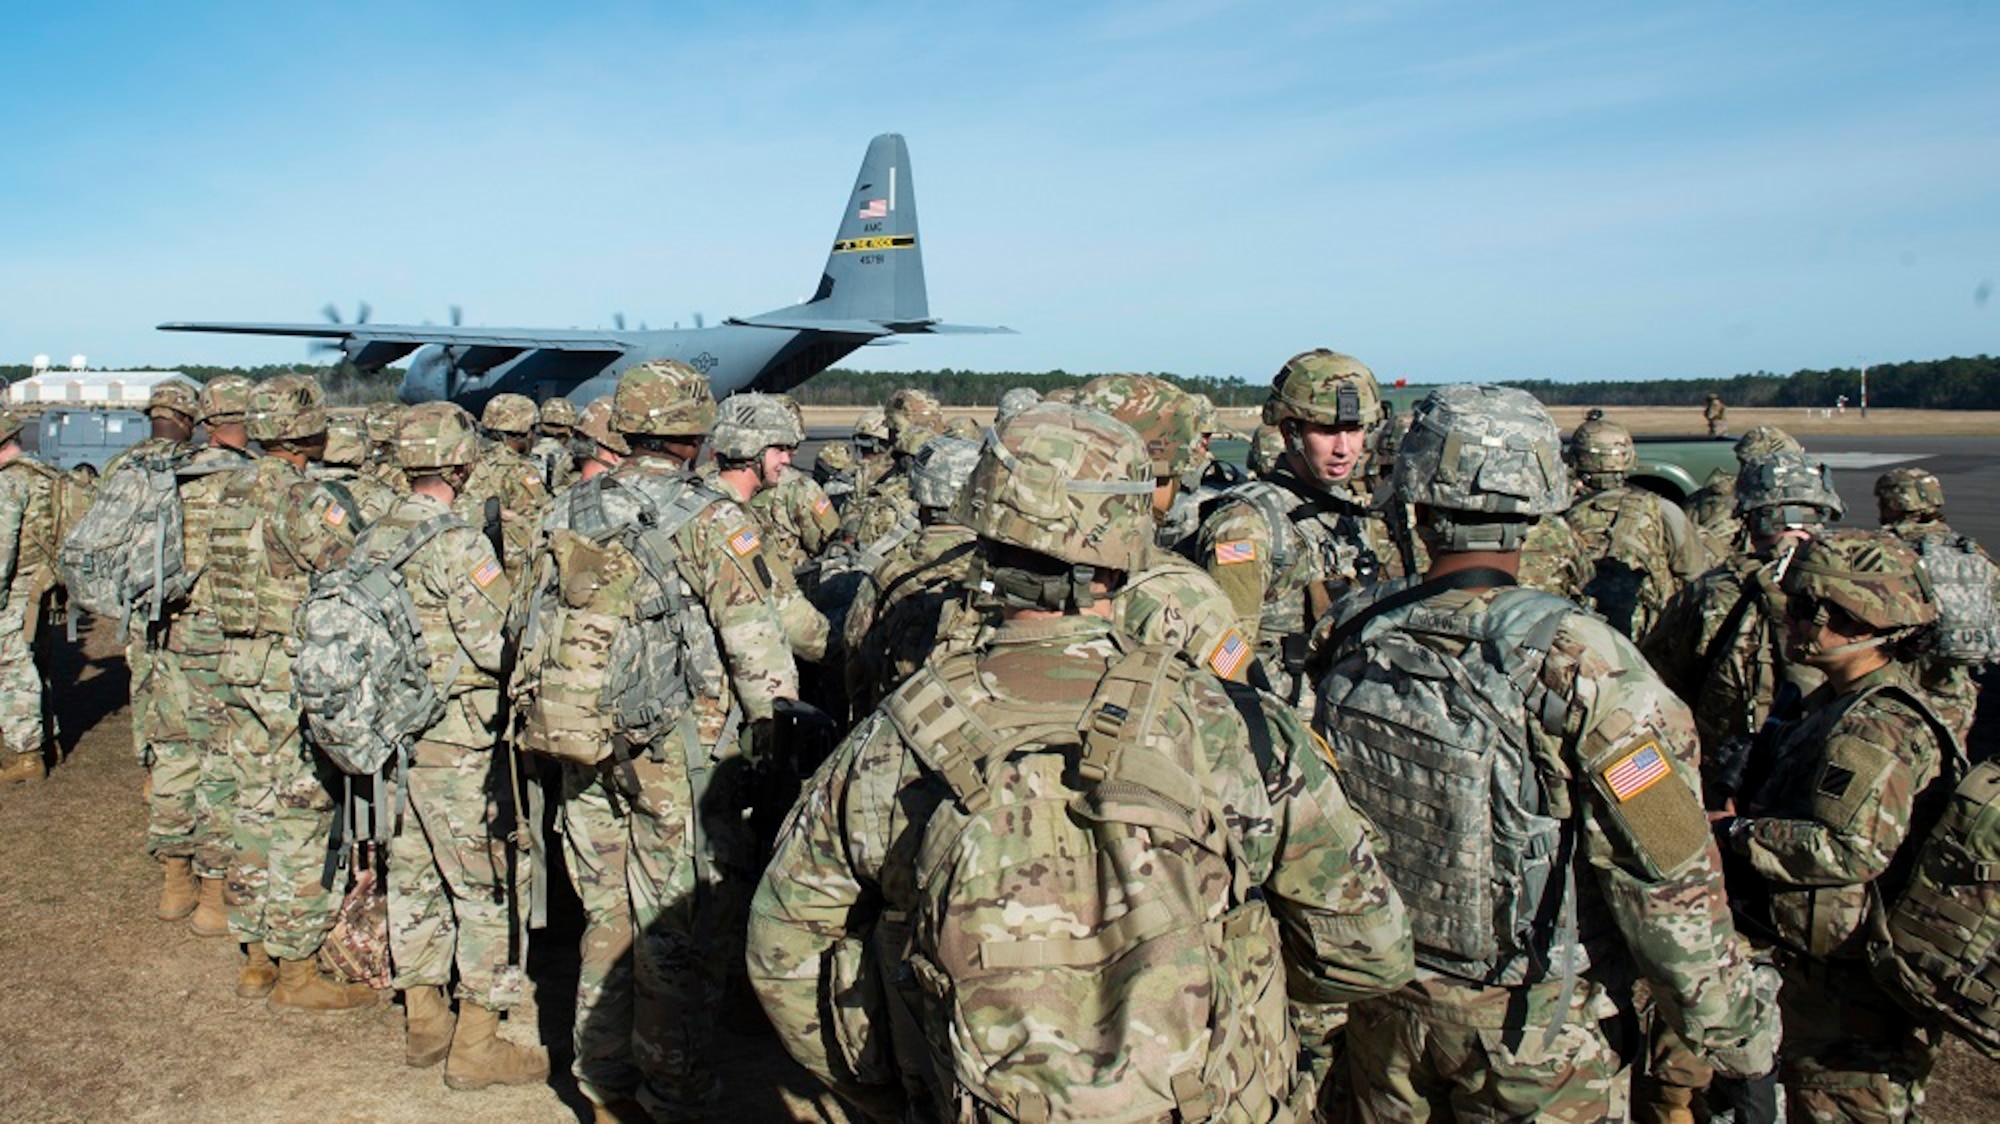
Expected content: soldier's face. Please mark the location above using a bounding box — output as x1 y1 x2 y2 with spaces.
760 446 793 487
1295 421 1367 484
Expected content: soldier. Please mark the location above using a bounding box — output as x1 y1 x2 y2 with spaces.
836 388 942 552
514 359 796 1120
206 374 379 1009
942 415 981 441
1875 466 1995 742
1073 374 1204 551
1316 385 1775 1122
311 407 400 528
1197 349 1413 708
372 402 549 1088
1566 415 1703 638
1705 391 1729 437
709 393 831 663
163 375 259 935
456 392 551 582
842 434 982 710
812 439 858 508
532 395 581 493
570 397 627 484
1721 530 1955 1122
94 382 202 912
1517 511 1594 602
847 407 893 500
0 407 76 784
749 402 1413 1121
364 401 412 496
745 395 840 574
1247 421 1285 478
993 385 1040 422
1647 450 1844 758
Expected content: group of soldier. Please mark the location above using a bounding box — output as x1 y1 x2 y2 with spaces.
0 349 1985 1123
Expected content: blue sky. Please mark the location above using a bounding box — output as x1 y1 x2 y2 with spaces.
2 1 1995 385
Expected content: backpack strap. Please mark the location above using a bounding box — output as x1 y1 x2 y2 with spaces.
1075 646 1190 802
316 478 368 535
885 656 1012 813
1321 566 1520 657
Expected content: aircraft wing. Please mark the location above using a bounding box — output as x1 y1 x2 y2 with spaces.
157 321 631 370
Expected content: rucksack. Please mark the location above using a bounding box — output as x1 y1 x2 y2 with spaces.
1570 488 1671 638
1870 733 2000 1059
294 513 463 775
57 448 192 626
1912 534 2000 664
509 474 723 766
1316 582 1585 990
880 644 1297 1121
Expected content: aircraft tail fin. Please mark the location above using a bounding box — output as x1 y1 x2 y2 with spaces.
764 133 929 326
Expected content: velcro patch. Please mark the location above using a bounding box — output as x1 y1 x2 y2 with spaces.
727 526 762 557
1207 630 1250 680
471 558 502 589
1818 764 1856 800
1604 741 1669 802
323 503 348 527
813 495 832 515
1214 539 1256 565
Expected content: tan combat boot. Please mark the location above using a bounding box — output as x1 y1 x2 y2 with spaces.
0 752 43 785
237 942 279 999
188 877 230 937
157 857 198 920
443 1002 550 1090
404 985 456 1068
267 956 382 1012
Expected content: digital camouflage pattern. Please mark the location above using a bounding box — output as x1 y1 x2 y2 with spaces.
955 401 1155 574
480 392 538 436
369 490 519 1008
1735 658 1954 1120
1737 450 1844 522
709 392 804 460
1879 510 1997 739
1074 373 1203 477
906 435 980 513
995 386 1041 422
749 613 1413 1120
1325 586 1774 1121
1395 384 1571 521
0 444 75 766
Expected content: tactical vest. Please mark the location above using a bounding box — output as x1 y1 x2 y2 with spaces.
1568 486 1672 637
1218 478 1383 642
1318 586 1590 987
208 460 316 638
511 471 730 765
1907 531 2000 664
1 457 72 598
878 640 1301 1121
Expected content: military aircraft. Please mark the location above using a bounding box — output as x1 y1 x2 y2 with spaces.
160 133 1008 411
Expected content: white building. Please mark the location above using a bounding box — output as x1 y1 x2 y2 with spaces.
7 364 198 407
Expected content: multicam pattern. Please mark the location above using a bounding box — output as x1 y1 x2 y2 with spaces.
953 401 1155 574
1074 373 1204 477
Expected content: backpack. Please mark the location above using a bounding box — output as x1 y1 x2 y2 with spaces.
1316 582 1585 990
293 513 463 775
1569 488 1671 638
1912 535 2000 664
1870 742 2000 1059
881 644 1296 1122
57 449 192 626
509 474 722 766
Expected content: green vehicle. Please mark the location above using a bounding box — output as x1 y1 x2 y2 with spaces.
1625 435 1739 503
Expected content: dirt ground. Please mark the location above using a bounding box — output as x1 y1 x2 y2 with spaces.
4 621 1995 1122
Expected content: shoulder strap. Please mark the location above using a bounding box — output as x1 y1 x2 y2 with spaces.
355 512 464 575
885 656 1013 812
1696 568 1766 681
1323 566 1518 656
318 478 367 534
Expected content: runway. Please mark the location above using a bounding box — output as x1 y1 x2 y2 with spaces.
1804 436 2000 547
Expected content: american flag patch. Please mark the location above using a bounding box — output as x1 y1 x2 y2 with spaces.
323 503 347 526
1214 539 1256 565
813 495 832 515
727 526 762 556
471 558 502 588
1207 631 1250 679
858 198 887 219
1604 742 1670 802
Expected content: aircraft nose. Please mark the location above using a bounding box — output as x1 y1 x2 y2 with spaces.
398 349 450 404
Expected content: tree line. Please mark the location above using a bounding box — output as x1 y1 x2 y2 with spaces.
8 354 1997 410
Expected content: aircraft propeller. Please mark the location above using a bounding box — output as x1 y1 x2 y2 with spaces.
312 302 371 358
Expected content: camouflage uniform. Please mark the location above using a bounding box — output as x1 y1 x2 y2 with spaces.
1877 467 1993 742
1727 531 1954 1123
1566 418 1700 639
0 413 70 773
748 403 1412 1119
1198 352 1412 708
1321 387 1773 1122
363 401 412 496
531 394 580 494
1705 392 1728 437
836 390 940 553
748 466 840 571
526 361 796 1117
208 377 359 963
311 407 400 528
1518 512 1592 601
455 394 551 583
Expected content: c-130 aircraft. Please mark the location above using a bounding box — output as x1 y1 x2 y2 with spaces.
160 134 1008 412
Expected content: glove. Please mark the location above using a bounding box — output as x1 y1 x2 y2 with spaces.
1707 961 1782 1079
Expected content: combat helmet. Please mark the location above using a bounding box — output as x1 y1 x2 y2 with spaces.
365 401 406 447
201 375 254 425
710 393 803 461
1875 467 1945 523
1248 423 1286 477
397 402 480 470
1783 529 1937 642
996 387 1042 423
1394 384 1570 552
944 416 981 441
612 360 715 437
146 380 200 424
1569 416 1637 481
885 387 944 441
1265 349 1383 430
1191 392 1220 438
574 396 631 458
909 435 981 512
852 408 891 452
322 408 372 467
539 396 579 435
956 402 1155 608
1074 373 1201 479
481 393 538 437
246 373 329 444
814 440 855 477
1734 425 1802 464
1736 450 1844 534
